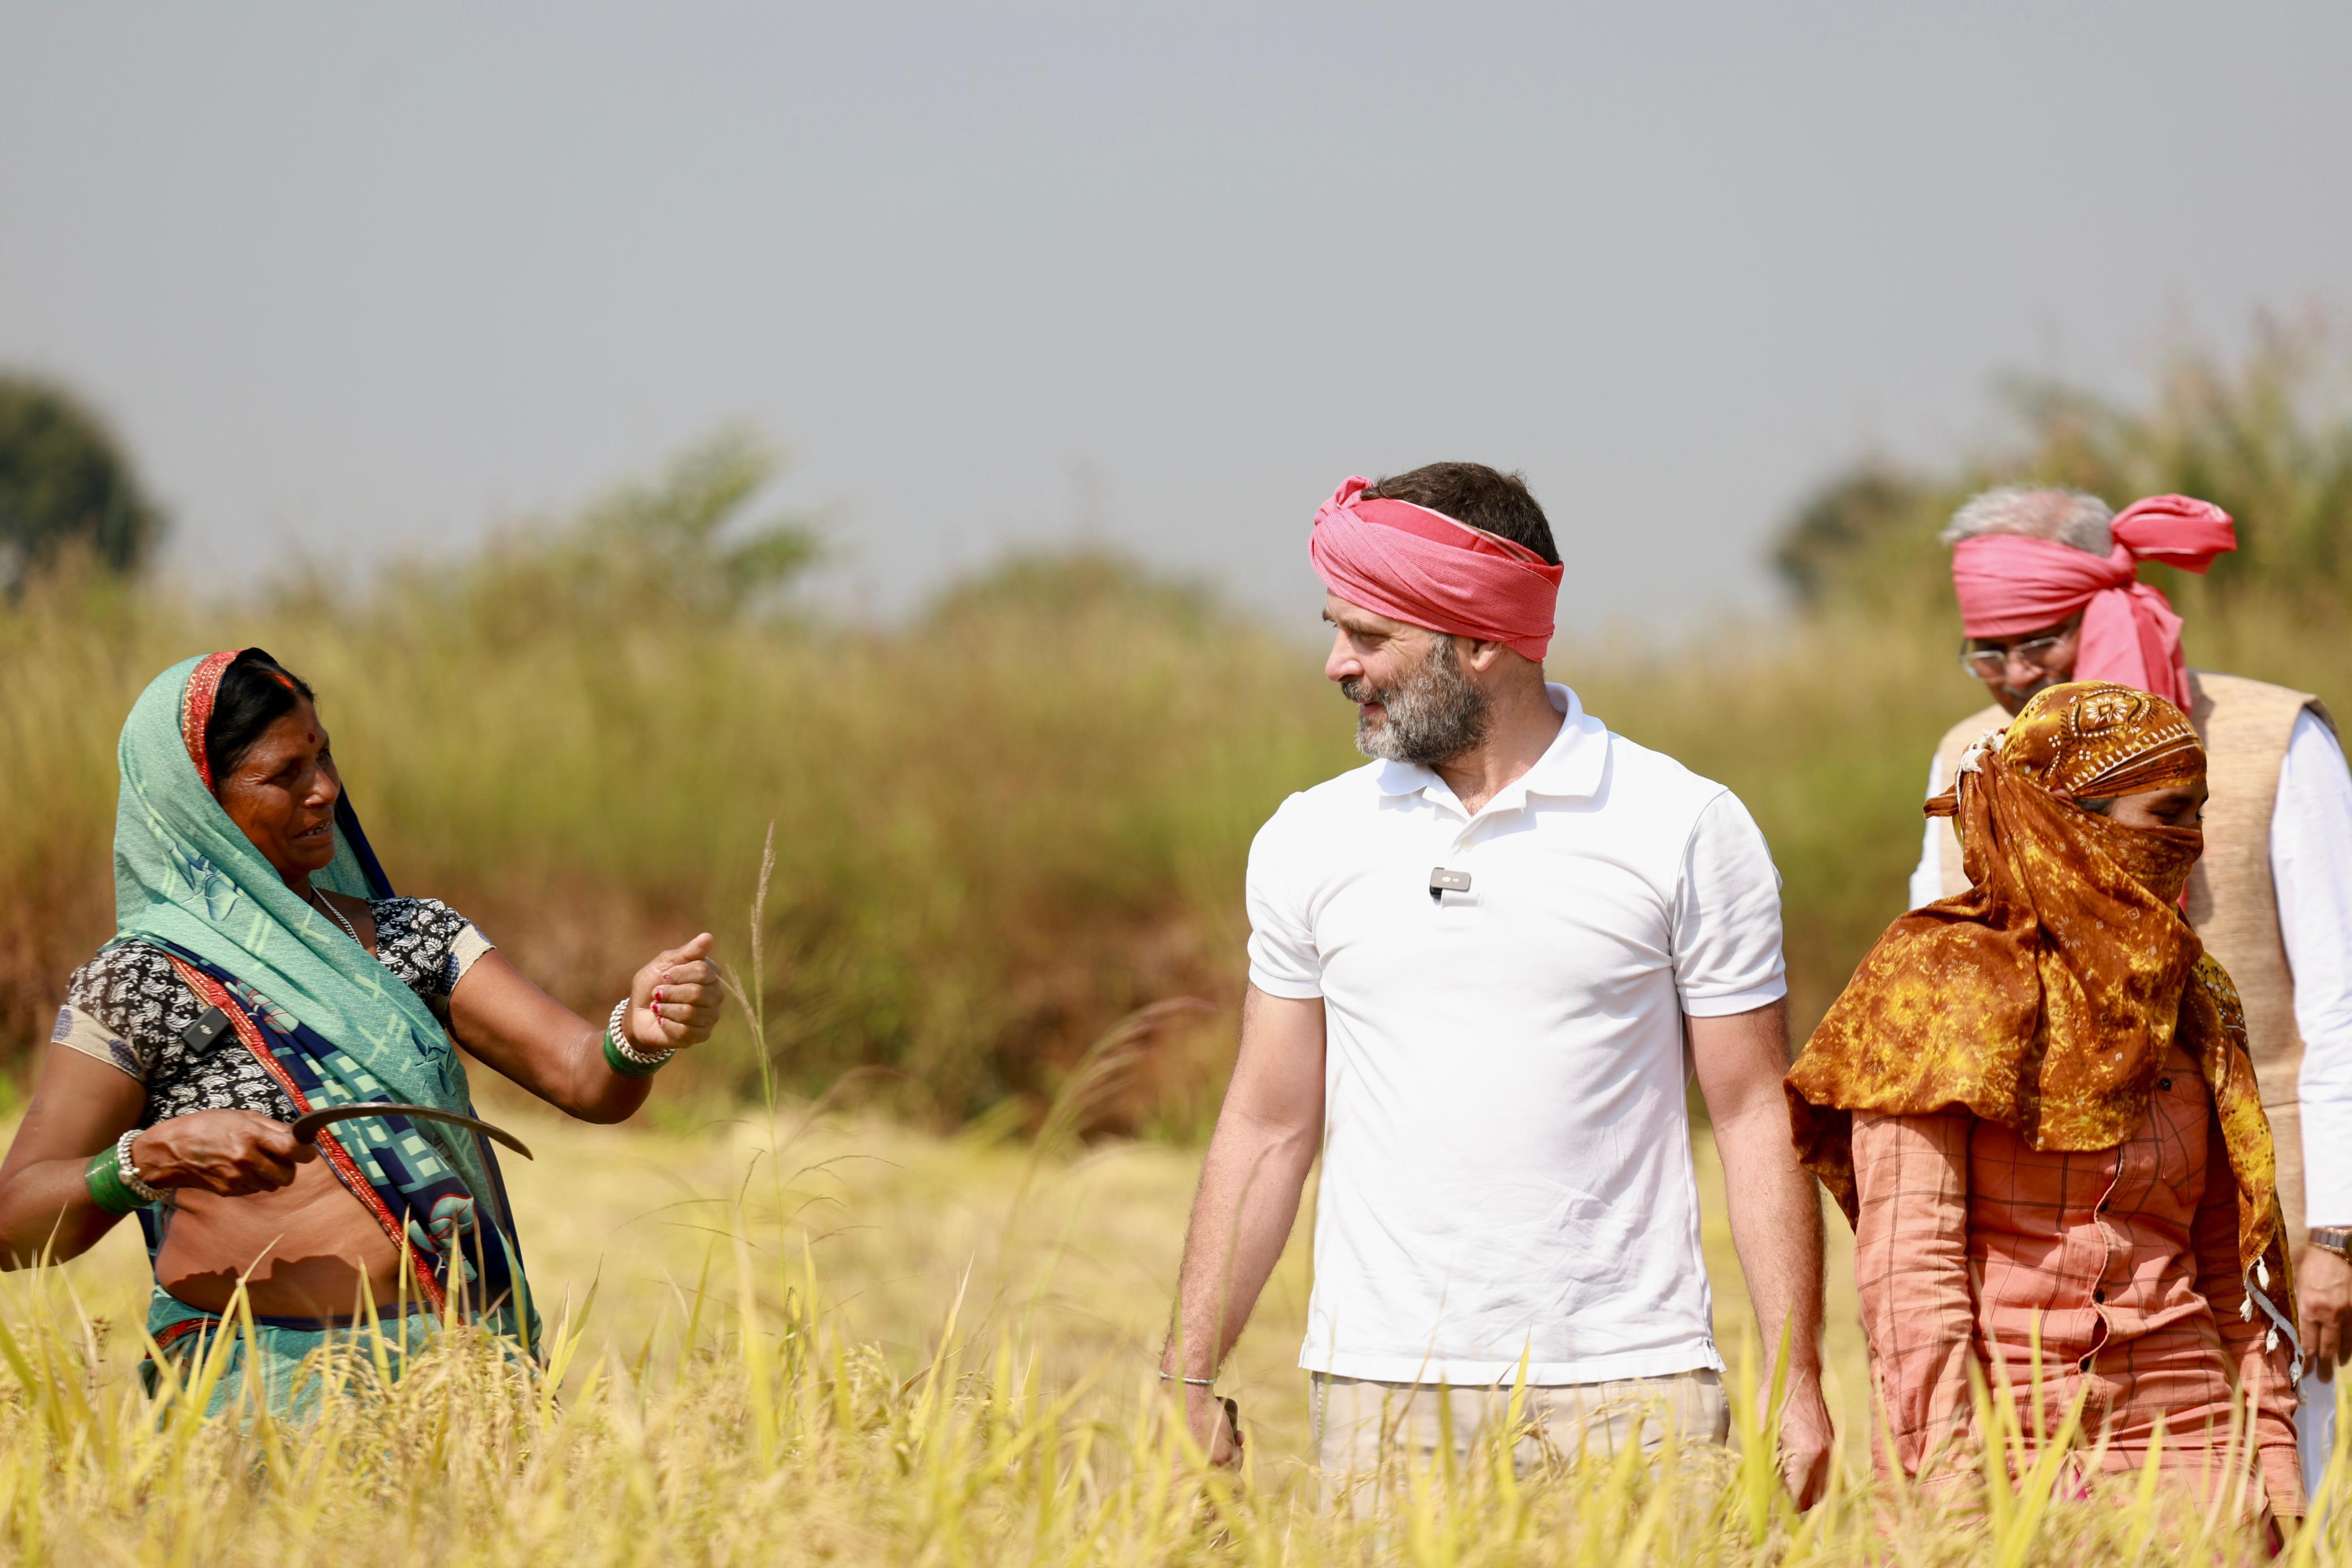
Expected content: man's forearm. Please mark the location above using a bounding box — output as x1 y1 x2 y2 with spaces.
1162 1111 1318 1378
1715 1102 1826 1376
1690 1000 1834 1505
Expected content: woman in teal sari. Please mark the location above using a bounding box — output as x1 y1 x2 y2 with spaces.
0 649 724 1412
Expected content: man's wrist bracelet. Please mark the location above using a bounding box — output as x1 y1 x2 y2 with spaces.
2311 1225 2352 1260
1157 1372 1217 1388
85 1131 164 1216
603 999 675 1078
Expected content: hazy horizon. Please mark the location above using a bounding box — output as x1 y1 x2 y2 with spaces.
5 3 2349 633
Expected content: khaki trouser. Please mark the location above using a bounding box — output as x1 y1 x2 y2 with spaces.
1310 1367 1729 1482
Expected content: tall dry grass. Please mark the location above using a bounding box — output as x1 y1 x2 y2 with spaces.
19 326 2352 1127
0 548 1337 1124
5 525 2347 1127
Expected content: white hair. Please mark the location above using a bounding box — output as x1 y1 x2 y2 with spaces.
1939 486 2113 555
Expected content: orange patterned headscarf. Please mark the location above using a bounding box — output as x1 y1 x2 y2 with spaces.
1786 682 2289 1306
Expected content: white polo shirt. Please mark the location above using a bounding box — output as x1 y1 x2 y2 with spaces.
1247 683 1787 1386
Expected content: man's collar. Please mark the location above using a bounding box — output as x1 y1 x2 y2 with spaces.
1372 684 1609 804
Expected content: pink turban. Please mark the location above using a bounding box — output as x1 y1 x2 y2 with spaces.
1308 477 1565 661
1951 494 2237 711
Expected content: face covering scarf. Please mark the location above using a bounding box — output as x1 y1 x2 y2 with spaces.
1308 476 1565 661
1784 681 2292 1340
1949 493 2237 710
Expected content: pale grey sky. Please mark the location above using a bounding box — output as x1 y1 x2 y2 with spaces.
4 3 2347 629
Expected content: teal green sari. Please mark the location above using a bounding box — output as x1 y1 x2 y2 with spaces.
114 652 535 1413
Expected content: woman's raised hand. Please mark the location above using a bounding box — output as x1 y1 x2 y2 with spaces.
131 1111 319 1197
626 933 724 1053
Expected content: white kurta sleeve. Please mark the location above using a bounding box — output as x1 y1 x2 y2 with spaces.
2273 709 2352 1228
1907 751 1945 912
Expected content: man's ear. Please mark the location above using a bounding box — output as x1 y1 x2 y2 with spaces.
1460 636 1511 674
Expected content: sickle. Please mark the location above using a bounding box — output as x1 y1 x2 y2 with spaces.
291 1102 533 1159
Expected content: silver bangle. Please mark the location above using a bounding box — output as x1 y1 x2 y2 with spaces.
115 1128 166 1204
1157 1372 1217 1388
607 998 675 1071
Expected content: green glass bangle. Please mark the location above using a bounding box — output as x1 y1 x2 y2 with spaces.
85 1149 146 1216
602 1026 669 1080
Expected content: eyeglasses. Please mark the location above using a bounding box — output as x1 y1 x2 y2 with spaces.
1958 630 2074 681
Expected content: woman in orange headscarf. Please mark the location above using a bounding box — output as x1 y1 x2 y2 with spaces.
1787 681 2301 1519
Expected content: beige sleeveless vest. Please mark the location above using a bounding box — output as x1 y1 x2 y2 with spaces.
1925 673 2333 1248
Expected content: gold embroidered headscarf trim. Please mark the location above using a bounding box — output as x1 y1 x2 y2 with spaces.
1785 682 2289 1306
2000 680 2204 801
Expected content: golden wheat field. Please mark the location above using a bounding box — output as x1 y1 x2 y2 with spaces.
3 574 2351 1563
3 1088 2346 1567
7 367 2352 1562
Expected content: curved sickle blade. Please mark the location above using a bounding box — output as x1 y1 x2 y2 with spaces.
291 1102 533 1160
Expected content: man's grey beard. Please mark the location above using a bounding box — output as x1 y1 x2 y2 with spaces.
1343 638 1491 766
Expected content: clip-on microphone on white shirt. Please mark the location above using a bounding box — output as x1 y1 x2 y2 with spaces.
1429 868 1472 903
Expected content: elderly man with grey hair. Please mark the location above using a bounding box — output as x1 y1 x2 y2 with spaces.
1913 484 2352 1491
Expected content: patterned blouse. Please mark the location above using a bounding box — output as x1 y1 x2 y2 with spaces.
1853 1031 2301 1517
50 898 493 1128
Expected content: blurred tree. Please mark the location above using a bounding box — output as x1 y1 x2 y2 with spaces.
2001 320 2352 605
564 428 819 617
1770 463 1944 608
446 428 821 644
1774 319 2352 616
925 547 1219 633
0 375 165 591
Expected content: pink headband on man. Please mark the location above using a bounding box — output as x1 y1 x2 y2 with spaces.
1951 494 2236 711
1309 477 1564 661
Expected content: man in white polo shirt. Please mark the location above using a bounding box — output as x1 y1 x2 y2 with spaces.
1160 464 1832 1503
